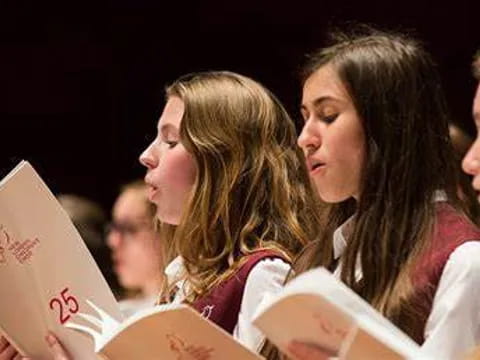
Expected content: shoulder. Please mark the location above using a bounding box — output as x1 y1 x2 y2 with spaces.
246 257 291 286
241 257 291 304
444 241 480 272
234 258 291 352
430 204 480 255
435 203 479 235
234 249 291 281
240 258 290 317
438 241 480 292
423 241 480 356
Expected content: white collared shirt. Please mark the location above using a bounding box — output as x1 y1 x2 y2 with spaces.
164 255 291 352
332 201 480 359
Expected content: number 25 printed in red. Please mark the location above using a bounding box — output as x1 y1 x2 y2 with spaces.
49 287 80 325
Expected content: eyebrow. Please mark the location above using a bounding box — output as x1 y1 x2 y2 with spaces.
300 96 341 111
159 123 179 135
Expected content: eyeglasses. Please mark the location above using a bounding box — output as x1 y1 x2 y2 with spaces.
104 221 152 237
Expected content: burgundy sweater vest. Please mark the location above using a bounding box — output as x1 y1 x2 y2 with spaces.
190 250 287 334
402 202 480 343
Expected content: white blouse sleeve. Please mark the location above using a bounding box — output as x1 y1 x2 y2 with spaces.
421 241 480 359
232 257 291 352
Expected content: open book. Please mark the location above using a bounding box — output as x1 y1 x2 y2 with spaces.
0 161 263 360
253 267 430 360
66 301 264 360
0 161 123 359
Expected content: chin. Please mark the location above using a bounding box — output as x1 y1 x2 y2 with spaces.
118 278 132 289
317 190 352 204
121 277 143 289
156 210 181 226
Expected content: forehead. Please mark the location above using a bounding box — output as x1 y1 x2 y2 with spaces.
302 65 350 106
474 83 480 117
113 189 148 219
158 96 185 129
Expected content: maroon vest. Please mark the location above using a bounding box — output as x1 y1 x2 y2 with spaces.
190 250 288 334
403 202 480 343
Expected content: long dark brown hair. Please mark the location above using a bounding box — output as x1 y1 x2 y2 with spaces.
263 28 465 358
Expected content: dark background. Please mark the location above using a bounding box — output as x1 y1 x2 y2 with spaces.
1 0 479 213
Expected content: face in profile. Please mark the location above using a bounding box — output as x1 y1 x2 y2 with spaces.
139 96 197 225
107 187 161 290
298 65 366 203
462 83 480 198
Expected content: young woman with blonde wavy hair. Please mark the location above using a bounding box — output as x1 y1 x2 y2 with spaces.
139 71 321 351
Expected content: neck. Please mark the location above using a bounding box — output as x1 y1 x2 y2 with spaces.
141 276 163 297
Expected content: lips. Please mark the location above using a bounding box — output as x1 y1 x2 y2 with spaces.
144 176 159 202
307 158 326 174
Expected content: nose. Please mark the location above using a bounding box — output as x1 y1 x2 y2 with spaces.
107 229 122 250
297 119 321 155
139 142 157 169
462 140 480 176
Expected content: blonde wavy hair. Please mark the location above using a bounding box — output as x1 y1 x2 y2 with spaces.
159 71 321 302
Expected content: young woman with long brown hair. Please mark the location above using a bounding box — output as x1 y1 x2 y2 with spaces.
265 30 480 360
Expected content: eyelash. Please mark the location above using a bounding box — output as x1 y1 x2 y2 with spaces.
320 113 338 124
165 141 178 149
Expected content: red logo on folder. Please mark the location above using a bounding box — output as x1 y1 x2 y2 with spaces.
0 224 41 265
166 333 214 360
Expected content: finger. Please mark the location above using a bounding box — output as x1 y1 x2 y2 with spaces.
0 345 18 360
0 337 9 352
287 341 331 360
13 354 23 360
45 333 70 360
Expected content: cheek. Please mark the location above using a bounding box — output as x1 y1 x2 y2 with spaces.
345 125 366 173
123 242 151 267
330 130 365 171
157 149 197 190
352 143 366 174
328 123 365 196
169 154 196 187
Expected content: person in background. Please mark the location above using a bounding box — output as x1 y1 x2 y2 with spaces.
449 123 480 224
460 48 480 360
106 180 165 317
58 194 122 298
462 49 480 198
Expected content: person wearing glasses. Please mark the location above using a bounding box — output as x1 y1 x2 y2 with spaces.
106 180 164 317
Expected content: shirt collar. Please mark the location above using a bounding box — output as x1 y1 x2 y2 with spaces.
434 189 447 202
164 256 185 290
333 215 354 260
